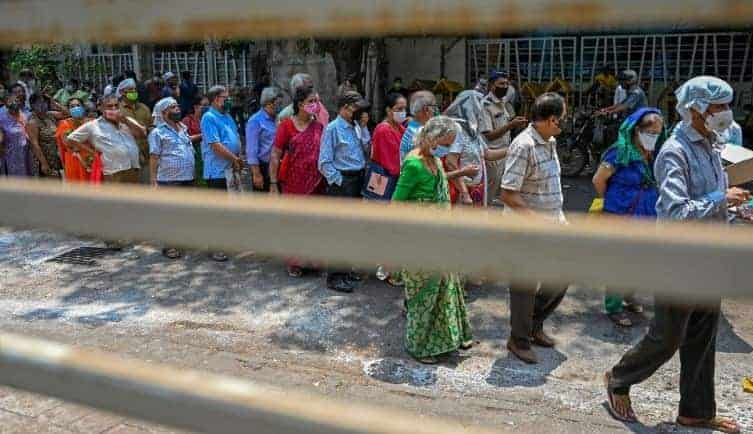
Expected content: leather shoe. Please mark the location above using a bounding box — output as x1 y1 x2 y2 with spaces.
532 329 556 348
507 339 538 364
327 276 354 293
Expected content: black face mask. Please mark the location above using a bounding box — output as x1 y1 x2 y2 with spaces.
168 111 182 122
493 86 508 99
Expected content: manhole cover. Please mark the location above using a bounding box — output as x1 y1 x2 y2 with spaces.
47 247 118 266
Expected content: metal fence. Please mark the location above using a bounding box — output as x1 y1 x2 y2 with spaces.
151 48 255 92
71 52 136 94
469 37 578 84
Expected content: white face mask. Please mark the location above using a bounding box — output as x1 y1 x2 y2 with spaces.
705 109 734 133
638 131 659 151
393 111 406 124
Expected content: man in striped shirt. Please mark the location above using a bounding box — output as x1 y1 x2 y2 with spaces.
500 92 568 364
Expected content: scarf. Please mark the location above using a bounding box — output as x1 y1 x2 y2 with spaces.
603 107 667 185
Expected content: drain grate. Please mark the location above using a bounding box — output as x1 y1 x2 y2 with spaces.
47 247 118 266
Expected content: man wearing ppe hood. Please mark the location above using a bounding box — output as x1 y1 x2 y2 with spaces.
604 76 748 434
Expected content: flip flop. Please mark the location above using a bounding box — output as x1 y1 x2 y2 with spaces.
608 312 633 327
162 248 182 259
676 416 741 434
604 372 638 423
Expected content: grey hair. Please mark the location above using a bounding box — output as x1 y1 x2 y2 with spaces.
260 87 281 106
413 116 460 150
207 85 227 103
290 73 312 93
409 90 436 116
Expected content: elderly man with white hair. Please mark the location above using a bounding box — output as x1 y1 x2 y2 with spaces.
399 90 439 163
245 86 282 191
276 73 329 126
118 78 153 182
605 76 748 434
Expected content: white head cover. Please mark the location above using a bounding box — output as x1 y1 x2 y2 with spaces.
162 71 176 81
115 78 137 98
153 97 177 126
675 76 733 121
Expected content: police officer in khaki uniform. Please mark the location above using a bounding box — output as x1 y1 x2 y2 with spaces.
479 71 528 204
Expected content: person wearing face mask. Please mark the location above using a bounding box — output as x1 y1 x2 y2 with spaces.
604 76 747 434
392 116 472 364
148 97 195 259
17 69 36 110
0 90 38 177
53 78 83 107
26 94 60 177
366 93 407 200
601 70 647 119
66 93 145 185
592 108 666 327
500 92 569 365
276 73 329 127
117 78 153 183
201 85 243 262
481 71 529 205
0 84 6 109
399 91 439 163
55 97 95 182
268 86 326 277
318 90 371 293
245 87 282 192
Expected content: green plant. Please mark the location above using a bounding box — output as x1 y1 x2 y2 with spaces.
9 44 75 92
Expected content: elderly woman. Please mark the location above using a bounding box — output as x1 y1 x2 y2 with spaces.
269 86 326 277
592 107 665 327
365 92 406 201
56 97 94 182
392 116 472 364
443 90 505 206
245 87 281 192
148 97 195 258
605 76 747 434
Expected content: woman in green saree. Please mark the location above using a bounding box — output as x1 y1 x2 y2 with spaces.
392 116 473 364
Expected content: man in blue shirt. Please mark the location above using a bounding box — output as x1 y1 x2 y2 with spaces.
400 90 438 162
201 85 243 262
318 90 370 292
245 87 281 191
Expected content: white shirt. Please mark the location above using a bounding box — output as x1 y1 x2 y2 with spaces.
67 117 141 175
613 85 627 105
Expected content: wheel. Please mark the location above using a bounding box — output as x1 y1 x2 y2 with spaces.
557 141 587 177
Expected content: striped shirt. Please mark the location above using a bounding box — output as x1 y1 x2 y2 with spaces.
148 123 195 182
500 124 564 221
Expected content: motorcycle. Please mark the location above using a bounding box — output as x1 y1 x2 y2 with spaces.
557 109 620 177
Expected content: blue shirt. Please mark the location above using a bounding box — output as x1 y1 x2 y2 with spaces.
399 120 421 163
654 122 728 222
318 116 367 186
245 109 276 165
201 107 240 180
148 123 195 182
602 148 657 217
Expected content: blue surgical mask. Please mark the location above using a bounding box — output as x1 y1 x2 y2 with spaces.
70 106 85 119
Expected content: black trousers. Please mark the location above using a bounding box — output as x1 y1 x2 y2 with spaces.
325 170 364 281
253 162 271 192
157 180 195 187
206 178 228 190
609 298 721 420
509 283 568 346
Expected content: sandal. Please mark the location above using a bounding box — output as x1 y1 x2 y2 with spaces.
624 302 644 314
210 252 228 262
676 416 741 434
416 356 439 365
608 312 633 327
162 248 182 259
287 266 304 278
386 275 404 287
460 340 474 350
604 372 638 423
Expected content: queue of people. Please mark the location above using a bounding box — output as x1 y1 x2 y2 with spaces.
0 68 749 433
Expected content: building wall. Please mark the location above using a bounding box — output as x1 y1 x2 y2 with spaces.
385 37 466 87
269 40 339 113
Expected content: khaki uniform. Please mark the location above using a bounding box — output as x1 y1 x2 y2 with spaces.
120 101 152 183
480 93 513 202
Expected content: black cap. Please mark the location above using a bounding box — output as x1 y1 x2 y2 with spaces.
338 91 369 110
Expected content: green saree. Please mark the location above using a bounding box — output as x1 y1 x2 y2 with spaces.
395 156 472 359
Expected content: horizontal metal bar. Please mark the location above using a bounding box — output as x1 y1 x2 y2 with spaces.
0 179 752 300
0 332 501 434
1 0 753 45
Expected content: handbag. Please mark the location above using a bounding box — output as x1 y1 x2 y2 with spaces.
362 161 397 200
